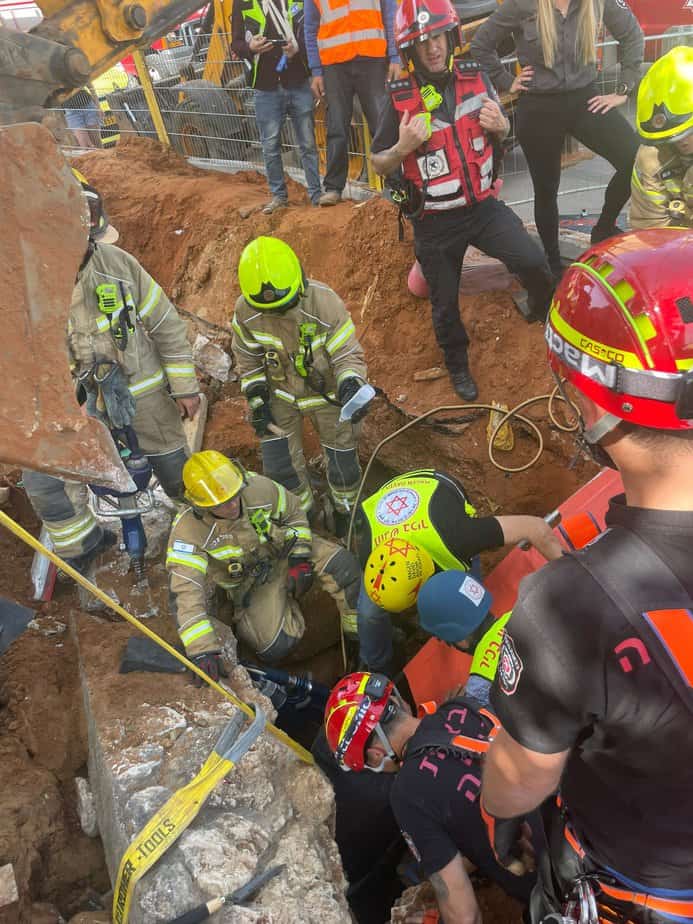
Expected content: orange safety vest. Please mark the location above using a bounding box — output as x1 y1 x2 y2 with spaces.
315 0 386 65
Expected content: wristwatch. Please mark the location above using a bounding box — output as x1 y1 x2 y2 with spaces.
616 81 631 97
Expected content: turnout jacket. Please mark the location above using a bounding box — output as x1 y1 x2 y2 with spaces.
630 144 693 230
68 244 198 401
166 471 313 657
231 280 367 413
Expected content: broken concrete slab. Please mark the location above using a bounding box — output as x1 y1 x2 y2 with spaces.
0 864 19 923
193 334 232 383
76 777 99 838
72 616 351 923
183 392 208 455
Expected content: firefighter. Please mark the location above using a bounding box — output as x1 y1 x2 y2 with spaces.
370 0 554 401
353 469 562 672
166 451 361 678
23 175 200 595
480 230 693 924
631 45 693 230
231 236 371 536
323 672 539 924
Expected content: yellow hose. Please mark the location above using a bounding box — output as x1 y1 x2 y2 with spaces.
0 510 314 765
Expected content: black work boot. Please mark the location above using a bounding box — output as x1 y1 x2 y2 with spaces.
451 365 478 402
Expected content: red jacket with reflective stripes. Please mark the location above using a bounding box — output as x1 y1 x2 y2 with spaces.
390 61 497 214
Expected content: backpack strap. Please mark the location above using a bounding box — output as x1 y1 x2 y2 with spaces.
571 526 693 713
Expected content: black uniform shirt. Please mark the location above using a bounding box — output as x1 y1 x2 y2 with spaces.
390 699 536 902
492 495 693 890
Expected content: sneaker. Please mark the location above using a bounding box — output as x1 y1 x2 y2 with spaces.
262 196 288 215
318 190 342 207
590 222 623 245
451 367 478 402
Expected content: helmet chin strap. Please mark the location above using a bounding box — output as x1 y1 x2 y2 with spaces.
553 371 620 469
364 724 400 773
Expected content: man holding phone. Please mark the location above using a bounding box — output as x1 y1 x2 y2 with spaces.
232 0 321 213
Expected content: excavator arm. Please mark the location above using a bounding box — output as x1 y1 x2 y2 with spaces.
0 0 206 121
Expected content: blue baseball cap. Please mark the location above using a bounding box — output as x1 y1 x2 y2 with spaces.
417 570 493 644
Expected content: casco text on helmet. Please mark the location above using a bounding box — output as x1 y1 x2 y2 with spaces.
545 229 693 437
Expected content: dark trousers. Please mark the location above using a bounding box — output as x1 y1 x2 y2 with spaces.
515 85 640 272
414 197 554 376
322 57 388 193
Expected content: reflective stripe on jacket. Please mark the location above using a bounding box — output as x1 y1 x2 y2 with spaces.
630 144 693 230
166 471 312 657
230 279 367 412
68 243 198 401
315 0 386 65
391 62 497 214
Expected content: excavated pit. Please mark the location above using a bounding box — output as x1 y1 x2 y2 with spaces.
0 137 600 922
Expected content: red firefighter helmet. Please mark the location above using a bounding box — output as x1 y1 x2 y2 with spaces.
546 228 693 433
324 672 398 772
395 0 460 60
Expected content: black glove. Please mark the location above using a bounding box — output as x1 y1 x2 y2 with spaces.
286 557 314 598
251 401 274 437
190 652 228 687
338 377 372 424
480 798 535 877
246 385 274 437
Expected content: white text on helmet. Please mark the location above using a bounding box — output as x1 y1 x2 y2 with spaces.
546 327 619 388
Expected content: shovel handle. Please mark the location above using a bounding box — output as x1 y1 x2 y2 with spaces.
167 901 222 924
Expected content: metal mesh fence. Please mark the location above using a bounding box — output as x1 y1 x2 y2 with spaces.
55 28 693 210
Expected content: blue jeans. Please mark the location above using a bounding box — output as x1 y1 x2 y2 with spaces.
357 557 483 673
253 82 321 203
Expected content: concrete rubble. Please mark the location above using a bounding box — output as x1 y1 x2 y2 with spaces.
193 334 233 383
73 617 351 923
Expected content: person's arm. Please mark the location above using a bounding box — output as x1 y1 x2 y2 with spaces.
231 308 267 402
630 146 672 230
603 0 644 94
304 0 322 74
482 729 568 818
469 0 523 94
371 108 429 176
231 0 251 60
495 515 563 561
129 253 200 405
381 0 400 80
166 512 222 658
272 476 313 557
430 856 481 924
323 292 368 390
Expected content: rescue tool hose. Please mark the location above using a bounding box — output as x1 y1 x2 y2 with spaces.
346 386 578 555
0 510 313 766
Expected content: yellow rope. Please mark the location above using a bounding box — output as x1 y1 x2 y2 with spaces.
0 510 314 765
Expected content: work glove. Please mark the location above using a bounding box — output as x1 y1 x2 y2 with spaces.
190 651 228 687
246 385 274 437
286 557 314 598
480 798 536 877
95 362 137 429
338 377 372 424
250 401 274 437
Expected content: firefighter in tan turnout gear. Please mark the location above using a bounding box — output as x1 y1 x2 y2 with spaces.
166 451 361 680
631 46 693 230
23 176 200 588
231 236 372 536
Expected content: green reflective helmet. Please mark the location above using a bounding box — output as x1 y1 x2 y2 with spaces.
238 236 305 311
637 46 693 144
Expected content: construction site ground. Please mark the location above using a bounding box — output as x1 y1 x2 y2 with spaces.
0 137 598 922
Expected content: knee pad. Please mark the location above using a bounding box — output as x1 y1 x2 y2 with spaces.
21 470 77 520
324 446 361 490
261 435 301 491
150 448 187 501
323 547 361 609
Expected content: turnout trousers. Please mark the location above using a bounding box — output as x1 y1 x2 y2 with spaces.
260 398 362 516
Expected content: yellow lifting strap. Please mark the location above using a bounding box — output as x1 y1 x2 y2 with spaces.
0 510 313 765
113 708 266 924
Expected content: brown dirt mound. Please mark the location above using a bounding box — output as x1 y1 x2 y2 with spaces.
75 138 595 517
